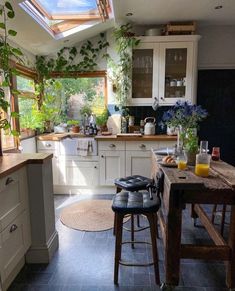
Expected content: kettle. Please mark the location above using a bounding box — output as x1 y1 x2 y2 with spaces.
144 117 156 135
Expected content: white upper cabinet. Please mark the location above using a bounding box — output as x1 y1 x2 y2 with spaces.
130 35 200 106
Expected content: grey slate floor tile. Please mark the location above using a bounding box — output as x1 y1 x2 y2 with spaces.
8 195 231 290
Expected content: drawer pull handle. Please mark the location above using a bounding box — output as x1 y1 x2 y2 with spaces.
46 143 52 147
10 224 18 233
94 166 97 169
109 144 116 148
5 177 14 185
139 144 146 149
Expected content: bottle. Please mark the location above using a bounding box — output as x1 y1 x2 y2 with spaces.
89 123 94 135
195 141 210 177
93 124 98 135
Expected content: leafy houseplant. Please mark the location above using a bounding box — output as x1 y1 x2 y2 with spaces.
107 23 140 109
161 100 208 154
96 108 108 132
67 119 80 133
0 1 24 154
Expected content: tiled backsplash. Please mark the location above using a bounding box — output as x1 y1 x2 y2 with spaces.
108 105 171 134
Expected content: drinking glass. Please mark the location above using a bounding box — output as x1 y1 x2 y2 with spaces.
212 147 220 161
177 151 187 170
195 141 210 177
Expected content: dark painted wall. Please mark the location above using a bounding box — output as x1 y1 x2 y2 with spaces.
197 69 235 166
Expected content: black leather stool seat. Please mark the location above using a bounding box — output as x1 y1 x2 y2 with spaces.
114 175 152 192
112 191 160 215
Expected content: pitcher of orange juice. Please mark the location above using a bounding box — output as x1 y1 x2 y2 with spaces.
195 141 210 177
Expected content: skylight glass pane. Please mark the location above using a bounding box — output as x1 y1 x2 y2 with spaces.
35 0 98 15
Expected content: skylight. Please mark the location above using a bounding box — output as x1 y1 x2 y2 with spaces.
19 0 111 39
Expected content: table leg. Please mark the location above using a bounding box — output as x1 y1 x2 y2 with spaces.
226 205 235 288
165 190 183 286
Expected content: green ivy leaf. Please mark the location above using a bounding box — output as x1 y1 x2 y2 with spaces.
11 47 23 56
1 80 9 87
7 11 14 18
5 2 13 11
0 23 6 29
11 129 19 136
11 111 20 118
8 29 17 36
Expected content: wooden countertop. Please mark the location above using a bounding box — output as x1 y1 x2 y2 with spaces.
37 133 177 142
0 153 53 178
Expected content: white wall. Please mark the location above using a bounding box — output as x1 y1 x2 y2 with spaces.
197 25 235 69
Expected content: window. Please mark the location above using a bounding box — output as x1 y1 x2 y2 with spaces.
19 0 112 39
16 75 38 137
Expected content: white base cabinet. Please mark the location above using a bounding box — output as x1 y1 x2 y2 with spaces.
99 150 125 185
99 140 175 186
0 167 31 291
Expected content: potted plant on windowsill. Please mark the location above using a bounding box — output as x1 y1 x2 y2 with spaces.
96 109 108 133
67 119 80 133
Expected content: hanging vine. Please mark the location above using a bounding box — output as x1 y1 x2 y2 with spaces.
107 23 140 110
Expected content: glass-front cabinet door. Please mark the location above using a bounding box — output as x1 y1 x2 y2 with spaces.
131 43 159 105
159 42 194 105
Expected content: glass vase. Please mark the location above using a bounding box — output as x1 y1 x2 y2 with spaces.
177 126 186 153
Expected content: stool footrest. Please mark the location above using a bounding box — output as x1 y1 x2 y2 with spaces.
123 226 150 232
119 260 154 267
122 240 152 245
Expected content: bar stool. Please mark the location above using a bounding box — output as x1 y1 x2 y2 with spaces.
114 175 152 236
112 190 161 285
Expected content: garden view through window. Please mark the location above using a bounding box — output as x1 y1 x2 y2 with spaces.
18 76 106 135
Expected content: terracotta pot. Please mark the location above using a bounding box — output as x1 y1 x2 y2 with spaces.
71 125 80 133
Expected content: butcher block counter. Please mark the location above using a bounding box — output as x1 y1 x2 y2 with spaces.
37 133 177 142
0 153 53 178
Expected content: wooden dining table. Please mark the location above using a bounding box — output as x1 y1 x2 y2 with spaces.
151 151 235 289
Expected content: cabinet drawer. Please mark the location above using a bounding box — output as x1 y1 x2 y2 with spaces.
37 140 57 151
0 168 27 232
98 141 125 151
0 212 29 283
126 141 157 151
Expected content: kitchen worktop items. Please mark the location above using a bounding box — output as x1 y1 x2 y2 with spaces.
144 117 156 135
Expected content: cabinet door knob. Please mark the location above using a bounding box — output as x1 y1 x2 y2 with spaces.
5 177 14 185
94 166 97 169
160 97 165 101
109 144 116 148
46 143 51 147
139 144 146 149
10 224 18 233
101 155 104 158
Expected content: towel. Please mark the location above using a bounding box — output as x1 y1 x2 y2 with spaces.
77 139 89 156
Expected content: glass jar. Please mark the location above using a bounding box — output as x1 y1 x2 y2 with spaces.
195 141 210 177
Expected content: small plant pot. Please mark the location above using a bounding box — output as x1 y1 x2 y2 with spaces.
71 125 80 133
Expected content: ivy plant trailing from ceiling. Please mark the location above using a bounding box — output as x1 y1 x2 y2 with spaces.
107 23 140 111
0 1 24 152
35 33 109 108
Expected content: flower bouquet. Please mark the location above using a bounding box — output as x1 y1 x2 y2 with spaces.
161 101 208 160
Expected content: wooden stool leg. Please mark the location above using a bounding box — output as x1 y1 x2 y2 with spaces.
212 204 217 224
146 213 160 285
113 212 117 236
114 213 124 285
221 204 227 236
137 214 140 227
131 214 135 249
155 213 159 239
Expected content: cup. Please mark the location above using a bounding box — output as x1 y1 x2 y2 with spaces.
212 147 220 161
177 151 187 170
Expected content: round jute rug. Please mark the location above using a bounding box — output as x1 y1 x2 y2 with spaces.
60 199 126 232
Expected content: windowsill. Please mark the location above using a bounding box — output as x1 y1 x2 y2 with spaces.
20 130 36 141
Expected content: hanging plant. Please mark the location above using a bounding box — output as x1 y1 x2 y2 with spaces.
107 23 140 110
35 33 109 109
0 1 24 153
